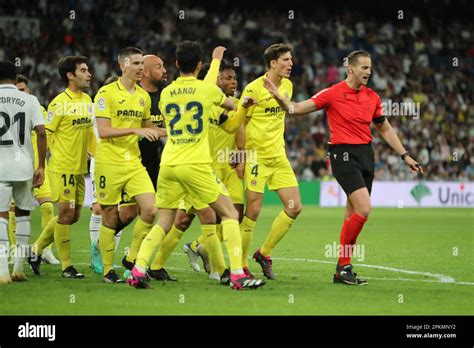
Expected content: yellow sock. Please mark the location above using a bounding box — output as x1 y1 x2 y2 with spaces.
216 223 223 241
40 202 55 250
189 239 199 252
33 216 57 256
197 234 205 245
54 222 72 271
99 225 115 275
136 224 165 270
8 210 16 245
240 215 256 267
150 225 183 270
260 210 295 257
126 218 153 263
202 224 226 275
221 219 242 272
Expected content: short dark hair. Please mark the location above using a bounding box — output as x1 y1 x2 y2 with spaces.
347 50 371 66
16 74 28 85
176 41 202 74
219 60 235 73
118 47 143 64
197 63 211 80
0 61 17 81
264 43 292 68
57 56 88 85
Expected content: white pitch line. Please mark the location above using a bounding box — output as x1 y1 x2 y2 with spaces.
73 250 474 286
270 256 456 283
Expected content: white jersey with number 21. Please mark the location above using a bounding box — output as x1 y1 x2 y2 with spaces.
0 84 44 181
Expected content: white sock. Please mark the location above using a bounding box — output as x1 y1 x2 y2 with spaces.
0 218 10 276
114 230 122 253
14 216 31 273
89 213 101 241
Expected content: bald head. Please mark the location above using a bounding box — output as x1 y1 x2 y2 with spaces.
142 55 167 89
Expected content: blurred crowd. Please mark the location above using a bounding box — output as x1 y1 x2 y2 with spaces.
1 0 472 181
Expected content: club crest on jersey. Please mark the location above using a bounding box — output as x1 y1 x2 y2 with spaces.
139 98 145 107
251 179 257 186
64 189 71 196
97 97 106 111
99 193 105 198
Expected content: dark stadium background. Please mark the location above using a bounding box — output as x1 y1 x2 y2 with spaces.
1 0 472 182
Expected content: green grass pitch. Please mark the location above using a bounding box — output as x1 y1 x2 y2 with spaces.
1 206 473 315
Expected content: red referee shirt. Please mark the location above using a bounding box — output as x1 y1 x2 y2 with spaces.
310 81 384 144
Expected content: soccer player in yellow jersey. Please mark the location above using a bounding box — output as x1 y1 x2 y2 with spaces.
148 50 242 283
94 47 164 284
28 56 94 278
128 41 265 290
15 74 59 266
181 60 249 279
239 43 303 280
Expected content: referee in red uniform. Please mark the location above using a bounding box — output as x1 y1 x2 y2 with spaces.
263 50 423 285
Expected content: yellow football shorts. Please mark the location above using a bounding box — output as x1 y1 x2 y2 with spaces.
156 164 228 210
245 155 298 193
94 163 154 206
50 172 85 206
213 165 244 204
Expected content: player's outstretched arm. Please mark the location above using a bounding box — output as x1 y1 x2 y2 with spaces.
374 118 424 174
141 119 167 138
96 117 160 142
220 96 257 133
263 77 317 115
204 46 226 85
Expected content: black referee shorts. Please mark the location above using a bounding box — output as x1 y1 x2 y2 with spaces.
328 143 375 196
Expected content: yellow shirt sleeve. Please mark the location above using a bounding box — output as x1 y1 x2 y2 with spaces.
204 59 221 85
210 84 226 107
220 99 245 134
45 99 62 132
143 92 152 121
87 126 96 157
94 87 111 119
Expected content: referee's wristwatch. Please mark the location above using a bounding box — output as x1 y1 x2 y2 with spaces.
400 151 410 161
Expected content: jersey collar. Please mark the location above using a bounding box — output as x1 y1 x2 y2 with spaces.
341 80 366 93
0 84 17 89
176 76 197 82
65 87 83 99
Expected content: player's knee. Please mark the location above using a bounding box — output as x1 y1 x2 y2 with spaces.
58 210 75 224
287 202 303 218
245 202 261 220
140 206 157 224
198 208 216 225
355 204 372 218
222 206 239 221
175 219 190 231
120 209 138 225
175 213 192 231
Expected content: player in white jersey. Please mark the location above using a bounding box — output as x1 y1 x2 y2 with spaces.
0 61 46 284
